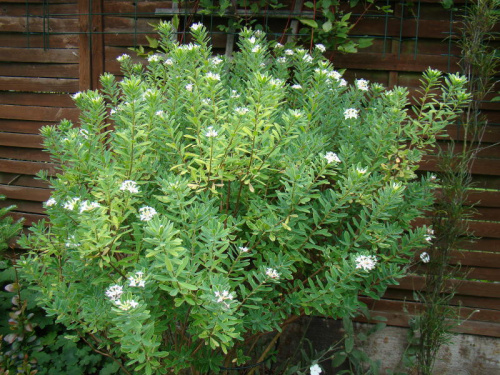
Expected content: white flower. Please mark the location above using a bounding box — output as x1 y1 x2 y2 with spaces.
63 197 80 211
129 271 146 287
79 200 100 213
344 108 359 119
430 174 437 182
235 107 250 115
116 299 139 311
303 54 313 63
356 79 369 91
231 90 240 98
156 110 165 117
270 78 283 87
190 22 203 31
284 49 294 56
425 227 434 243
356 167 367 174
328 70 342 80
324 152 340 164
277 57 287 64
116 54 130 62
185 83 193 92
139 206 157 222
65 235 80 248
120 180 139 194
45 197 57 207
420 252 430 263
310 364 322 375
391 182 402 191
266 268 280 280
214 290 234 308
339 78 347 87
315 44 326 52
248 36 257 44
202 98 211 105
72 92 82 100
164 58 173 66
251 45 262 53
291 84 302 89
211 56 223 65
205 126 218 138
290 109 302 118
147 54 161 63
205 72 221 81
274 42 283 49
355 255 378 272
105 285 123 301
79 129 90 139
239 246 249 253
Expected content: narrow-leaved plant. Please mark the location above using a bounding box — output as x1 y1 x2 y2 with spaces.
19 22 469 375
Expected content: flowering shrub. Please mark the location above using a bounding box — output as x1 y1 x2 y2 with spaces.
18 22 469 374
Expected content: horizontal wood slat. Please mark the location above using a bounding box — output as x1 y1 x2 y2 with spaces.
392 275 500 299
0 132 43 148
0 104 79 122
0 173 49 188
0 62 79 78
0 120 56 134
0 159 56 175
0 76 79 93
0 47 79 63
0 184 51 202
0 92 75 107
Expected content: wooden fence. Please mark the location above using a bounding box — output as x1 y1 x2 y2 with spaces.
0 0 499 337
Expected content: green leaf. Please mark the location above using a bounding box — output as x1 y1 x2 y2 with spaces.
322 21 333 32
298 18 318 29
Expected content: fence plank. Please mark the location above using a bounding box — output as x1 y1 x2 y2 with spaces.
0 184 51 202
0 105 79 122
0 159 56 175
0 47 79 63
0 77 79 93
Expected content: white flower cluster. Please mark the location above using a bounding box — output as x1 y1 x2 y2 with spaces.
285 49 294 56
344 108 359 120
266 268 280 280
315 44 326 52
211 56 223 65
147 54 161 63
235 107 250 115
214 290 234 308
63 197 80 211
420 252 430 263
116 54 130 62
178 43 199 51
291 84 302 89
239 246 249 253
290 109 302 118
356 79 369 91
324 152 340 164
105 284 139 311
310 364 322 375
128 271 146 287
205 72 221 81
355 255 378 272
139 206 157 222
105 284 123 301
79 200 100 213
45 197 57 207
72 92 82 100
120 180 139 194
425 227 434 243
190 22 203 31
205 126 218 138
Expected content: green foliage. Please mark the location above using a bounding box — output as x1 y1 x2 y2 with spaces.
403 2 499 374
182 0 391 53
0 262 116 374
18 23 469 374
0 195 23 254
